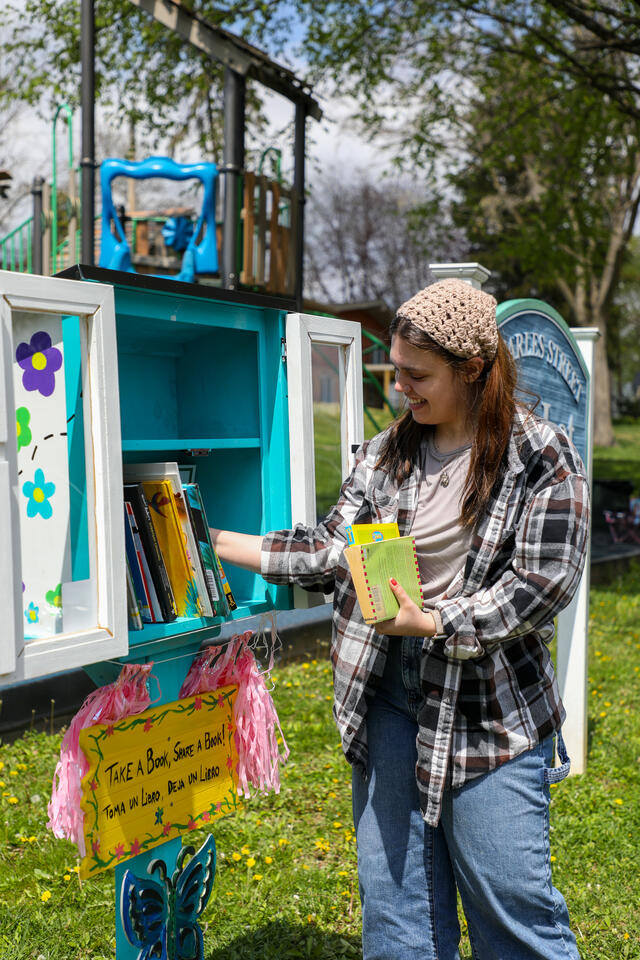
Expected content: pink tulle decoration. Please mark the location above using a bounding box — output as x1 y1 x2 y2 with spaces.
179 630 289 798
47 663 156 857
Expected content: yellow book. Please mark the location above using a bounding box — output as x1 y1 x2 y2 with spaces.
345 522 399 545
344 536 422 624
143 480 203 618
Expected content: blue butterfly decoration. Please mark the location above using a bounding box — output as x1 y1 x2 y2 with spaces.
120 835 216 960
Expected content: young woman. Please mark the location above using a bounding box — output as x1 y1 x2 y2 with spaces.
211 278 589 960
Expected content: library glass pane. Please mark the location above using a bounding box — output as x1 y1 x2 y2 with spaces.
13 310 96 641
311 342 345 522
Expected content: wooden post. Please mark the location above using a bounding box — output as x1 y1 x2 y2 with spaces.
556 327 599 774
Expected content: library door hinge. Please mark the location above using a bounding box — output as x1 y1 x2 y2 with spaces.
281 337 287 363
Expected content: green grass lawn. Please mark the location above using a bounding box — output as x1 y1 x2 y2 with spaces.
1 563 639 959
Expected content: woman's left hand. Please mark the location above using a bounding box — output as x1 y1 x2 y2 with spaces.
374 579 437 637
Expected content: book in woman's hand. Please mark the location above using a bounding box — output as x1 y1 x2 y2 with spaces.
344 536 422 624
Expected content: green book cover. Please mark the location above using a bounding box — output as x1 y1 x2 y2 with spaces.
344 536 422 624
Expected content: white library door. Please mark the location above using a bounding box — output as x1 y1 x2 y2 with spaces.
285 313 364 605
0 271 127 683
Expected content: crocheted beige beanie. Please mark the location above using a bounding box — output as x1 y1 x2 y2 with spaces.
395 278 498 361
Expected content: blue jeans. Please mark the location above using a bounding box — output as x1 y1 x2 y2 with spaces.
352 637 580 960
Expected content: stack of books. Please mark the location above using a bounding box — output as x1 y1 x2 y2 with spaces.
122 462 237 630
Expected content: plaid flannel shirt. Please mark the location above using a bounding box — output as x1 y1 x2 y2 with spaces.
261 407 590 825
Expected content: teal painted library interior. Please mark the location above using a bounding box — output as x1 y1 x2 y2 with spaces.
70 266 296 651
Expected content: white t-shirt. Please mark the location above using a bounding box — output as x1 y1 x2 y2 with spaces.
411 439 474 605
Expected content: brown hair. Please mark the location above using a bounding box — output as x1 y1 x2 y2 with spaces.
377 315 518 528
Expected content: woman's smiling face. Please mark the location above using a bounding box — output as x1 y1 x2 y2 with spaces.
390 334 469 431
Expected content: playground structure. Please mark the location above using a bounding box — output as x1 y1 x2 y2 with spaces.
0 113 300 297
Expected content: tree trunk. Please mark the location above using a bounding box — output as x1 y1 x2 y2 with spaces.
592 318 616 447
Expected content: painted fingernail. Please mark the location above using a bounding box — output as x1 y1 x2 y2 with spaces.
390 578 398 586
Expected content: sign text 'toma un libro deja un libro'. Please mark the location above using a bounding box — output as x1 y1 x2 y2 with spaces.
497 300 589 465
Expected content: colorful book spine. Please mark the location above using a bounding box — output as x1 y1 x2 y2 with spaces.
142 479 203 619
171 485 214 618
184 482 226 618
216 554 237 613
123 483 177 622
125 559 143 631
123 503 152 622
125 500 162 623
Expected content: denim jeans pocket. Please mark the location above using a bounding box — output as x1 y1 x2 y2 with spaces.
543 729 571 784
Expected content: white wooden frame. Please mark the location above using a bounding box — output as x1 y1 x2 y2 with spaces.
0 270 127 682
286 313 364 531
556 327 599 775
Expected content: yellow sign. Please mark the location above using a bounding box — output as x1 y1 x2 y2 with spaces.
79 687 240 879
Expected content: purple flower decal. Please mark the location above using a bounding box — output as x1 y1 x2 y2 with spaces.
16 331 62 397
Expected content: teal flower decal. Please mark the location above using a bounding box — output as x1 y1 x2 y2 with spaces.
25 602 39 625
16 407 32 452
23 468 55 519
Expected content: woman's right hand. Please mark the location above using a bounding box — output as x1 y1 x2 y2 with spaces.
209 528 263 573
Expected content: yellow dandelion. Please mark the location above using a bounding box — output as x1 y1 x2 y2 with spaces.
40 891 52 903
614 798 623 805
599 711 607 718
328 791 337 798
312 659 318 665
246 857 256 868
16 763 27 771
624 933 630 940
302 663 310 669
9 771 18 778
0 761 4 771
0 781 4 789
286 682 292 688
341 890 350 896
604 702 611 707
338 870 349 877
63 875 71 882
232 852 242 862
72 865 80 873
252 874 263 881
332 821 342 829
550 855 556 862
278 838 289 846
264 856 273 864
307 914 314 923
241 846 250 855
332 778 339 783
225 892 233 897
28 836 37 843
7 797 18 805
302 864 310 870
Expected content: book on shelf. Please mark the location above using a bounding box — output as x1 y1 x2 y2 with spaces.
343 535 422 625
124 462 214 618
183 482 228 618
125 558 143 631
123 483 177 623
215 553 237 612
142 478 203 619
124 499 163 622
123 502 153 622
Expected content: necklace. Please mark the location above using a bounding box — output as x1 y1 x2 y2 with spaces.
429 438 471 488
